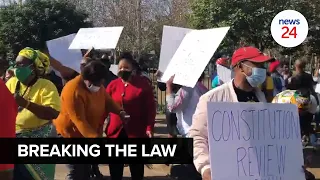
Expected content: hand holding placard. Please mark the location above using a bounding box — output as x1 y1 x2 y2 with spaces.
83 47 94 58
203 169 211 180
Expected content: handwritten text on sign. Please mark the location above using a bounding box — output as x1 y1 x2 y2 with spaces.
158 26 193 75
69 27 124 50
207 103 304 180
161 27 230 88
216 64 232 83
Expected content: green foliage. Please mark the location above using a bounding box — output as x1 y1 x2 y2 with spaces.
0 0 91 60
189 0 320 57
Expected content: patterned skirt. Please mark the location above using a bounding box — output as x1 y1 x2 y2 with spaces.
15 123 56 180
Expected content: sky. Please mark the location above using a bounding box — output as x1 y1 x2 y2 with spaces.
0 0 24 6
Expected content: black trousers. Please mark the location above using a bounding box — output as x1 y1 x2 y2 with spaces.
108 129 144 180
109 163 144 180
166 111 179 137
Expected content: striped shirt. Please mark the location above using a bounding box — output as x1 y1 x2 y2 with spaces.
166 82 208 136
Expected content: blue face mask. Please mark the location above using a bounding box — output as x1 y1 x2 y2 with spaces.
242 64 266 87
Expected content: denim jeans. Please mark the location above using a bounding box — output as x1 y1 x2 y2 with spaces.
66 164 91 180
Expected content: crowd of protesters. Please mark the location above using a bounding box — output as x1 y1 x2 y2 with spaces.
0 45 319 180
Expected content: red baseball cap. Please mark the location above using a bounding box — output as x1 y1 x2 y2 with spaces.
231 46 274 67
269 60 281 72
216 57 228 66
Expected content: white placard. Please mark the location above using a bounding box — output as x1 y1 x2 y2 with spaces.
110 64 118 76
315 84 320 94
69 27 124 50
158 26 193 74
47 34 83 73
161 27 230 87
207 102 304 180
217 64 232 83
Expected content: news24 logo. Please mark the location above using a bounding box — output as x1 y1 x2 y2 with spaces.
271 10 309 48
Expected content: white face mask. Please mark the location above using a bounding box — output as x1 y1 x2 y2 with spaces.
318 69 320 74
87 84 101 93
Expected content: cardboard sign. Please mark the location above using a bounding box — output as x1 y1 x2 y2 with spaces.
207 102 304 180
315 83 320 94
158 26 193 75
47 34 83 73
110 64 118 76
217 64 232 83
69 27 124 50
161 27 230 87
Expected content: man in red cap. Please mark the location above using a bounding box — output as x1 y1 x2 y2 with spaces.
212 58 230 88
269 60 285 96
189 46 273 180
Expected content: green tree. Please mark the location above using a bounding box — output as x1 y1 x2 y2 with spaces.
189 0 320 57
0 0 91 59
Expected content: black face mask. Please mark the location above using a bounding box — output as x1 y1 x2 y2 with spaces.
118 70 132 81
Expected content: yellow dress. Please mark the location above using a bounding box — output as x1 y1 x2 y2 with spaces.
6 77 61 132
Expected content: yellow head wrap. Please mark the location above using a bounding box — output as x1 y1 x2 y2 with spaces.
18 47 50 75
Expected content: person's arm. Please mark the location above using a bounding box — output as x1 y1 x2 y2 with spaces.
189 94 210 177
313 68 319 82
101 84 113 127
49 56 78 80
24 82 60 120
166 87 192 113
64 90 98 138
104 92 123 115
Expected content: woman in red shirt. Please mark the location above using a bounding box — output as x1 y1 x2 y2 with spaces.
105 53 156 180
0 79 17 180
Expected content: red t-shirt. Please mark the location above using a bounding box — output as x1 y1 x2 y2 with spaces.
0 79 17 171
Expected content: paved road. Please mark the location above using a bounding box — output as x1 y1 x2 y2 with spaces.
54 115 320 180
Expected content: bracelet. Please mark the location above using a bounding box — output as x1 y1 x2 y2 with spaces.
25 101 30 109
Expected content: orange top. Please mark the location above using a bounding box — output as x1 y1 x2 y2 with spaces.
54 75 122 138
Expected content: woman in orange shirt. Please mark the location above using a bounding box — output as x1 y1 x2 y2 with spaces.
54 60 127 179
